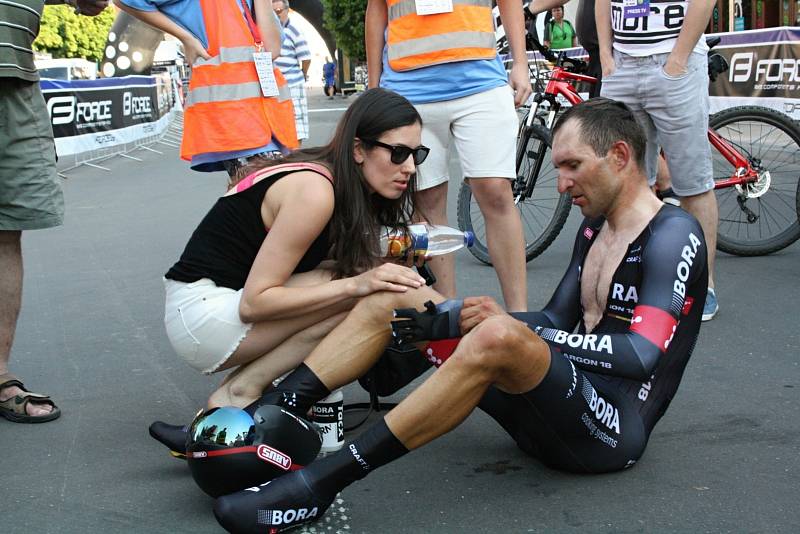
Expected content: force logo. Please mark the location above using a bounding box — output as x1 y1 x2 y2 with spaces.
46 96 112 125
730 52 800 84
122 91 152 116
256 444 291 470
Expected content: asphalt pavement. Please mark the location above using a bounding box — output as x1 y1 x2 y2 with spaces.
2 90 799 533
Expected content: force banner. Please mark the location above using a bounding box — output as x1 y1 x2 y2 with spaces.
40 74 174 156
708 26 800 119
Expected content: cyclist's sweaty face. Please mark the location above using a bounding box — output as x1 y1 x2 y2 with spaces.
552 121 621 218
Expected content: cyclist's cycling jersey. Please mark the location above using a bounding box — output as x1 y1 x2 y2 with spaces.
429 205 708 472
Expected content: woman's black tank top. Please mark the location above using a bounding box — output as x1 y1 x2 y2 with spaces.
165 169 332 290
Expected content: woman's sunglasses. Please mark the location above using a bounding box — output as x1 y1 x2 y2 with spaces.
360 139 430 165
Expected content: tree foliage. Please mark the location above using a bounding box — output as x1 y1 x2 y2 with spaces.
321 0 367 61
33 6 116 62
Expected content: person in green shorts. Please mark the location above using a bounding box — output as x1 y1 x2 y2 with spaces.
545 6 576 50
0 0 109 423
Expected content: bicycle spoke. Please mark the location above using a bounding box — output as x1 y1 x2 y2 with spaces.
711 107 800 255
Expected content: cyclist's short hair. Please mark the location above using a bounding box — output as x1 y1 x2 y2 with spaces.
553 98 646 170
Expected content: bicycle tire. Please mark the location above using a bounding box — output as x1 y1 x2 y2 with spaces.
709 105 800 256
457 121 571 265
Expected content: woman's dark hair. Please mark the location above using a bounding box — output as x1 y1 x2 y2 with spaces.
239 88 423 278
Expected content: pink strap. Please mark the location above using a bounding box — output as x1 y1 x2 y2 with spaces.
225 162 334 196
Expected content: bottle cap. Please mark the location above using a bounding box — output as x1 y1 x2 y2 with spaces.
464 231 475 247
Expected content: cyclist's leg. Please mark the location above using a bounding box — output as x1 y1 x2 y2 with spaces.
452 86 526 311
413 99 455 297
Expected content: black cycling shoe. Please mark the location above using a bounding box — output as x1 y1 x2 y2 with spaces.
214 470 335 533
148 421 189 459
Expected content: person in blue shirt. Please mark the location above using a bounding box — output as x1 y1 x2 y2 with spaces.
322 57 337 99
114 0 291 178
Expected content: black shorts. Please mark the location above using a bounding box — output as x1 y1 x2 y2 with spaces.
478 346 647 473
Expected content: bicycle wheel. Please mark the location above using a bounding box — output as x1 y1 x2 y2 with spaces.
457 121 571 265
710 106 800 256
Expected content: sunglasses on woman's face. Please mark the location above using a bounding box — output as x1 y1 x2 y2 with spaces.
360 139 430 165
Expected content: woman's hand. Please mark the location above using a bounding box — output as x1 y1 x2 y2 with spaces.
346 263 427 297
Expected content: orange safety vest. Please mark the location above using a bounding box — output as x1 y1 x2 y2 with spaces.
386 0 497 72
181 0 298 162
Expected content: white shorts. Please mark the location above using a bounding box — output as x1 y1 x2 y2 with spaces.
163 278 252 374
414 84 517 190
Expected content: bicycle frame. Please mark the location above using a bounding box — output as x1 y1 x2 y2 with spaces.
526 64 760 190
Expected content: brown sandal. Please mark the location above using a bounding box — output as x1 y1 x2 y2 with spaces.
0 373 61 423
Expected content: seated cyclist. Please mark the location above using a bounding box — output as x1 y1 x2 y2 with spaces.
211 98 709 533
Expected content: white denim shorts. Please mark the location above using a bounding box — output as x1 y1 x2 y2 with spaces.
414 84 517 190
163 278 253 374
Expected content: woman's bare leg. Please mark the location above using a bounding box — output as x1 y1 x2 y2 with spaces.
208 310 349 408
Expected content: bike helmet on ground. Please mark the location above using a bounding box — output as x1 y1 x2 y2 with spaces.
186 405 322 497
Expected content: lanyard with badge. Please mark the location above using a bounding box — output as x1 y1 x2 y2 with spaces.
240 0 280 97
623 0 649 19
414 0 453 16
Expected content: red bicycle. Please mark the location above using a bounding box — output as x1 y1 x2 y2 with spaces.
458 37 800 263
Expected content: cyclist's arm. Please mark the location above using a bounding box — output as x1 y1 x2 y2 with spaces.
595 0 614 76
365 0 386 89
512 222 588 332
664 0 715 76
533 215 707 381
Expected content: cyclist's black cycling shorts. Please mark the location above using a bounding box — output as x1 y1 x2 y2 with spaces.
479 346 647 473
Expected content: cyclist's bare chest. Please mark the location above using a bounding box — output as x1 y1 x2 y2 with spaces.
580 228 634 333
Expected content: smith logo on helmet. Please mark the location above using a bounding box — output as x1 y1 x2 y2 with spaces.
256 444 292 470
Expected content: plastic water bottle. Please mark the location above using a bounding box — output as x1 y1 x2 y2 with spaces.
312 389 344 453
380 223 474 258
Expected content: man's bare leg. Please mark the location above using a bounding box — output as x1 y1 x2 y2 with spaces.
306 286 445 389
0 230 53 417
680 190 718 289
468 178 528 312
413 183 456 298
208 310 350 409
386 314 549 449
